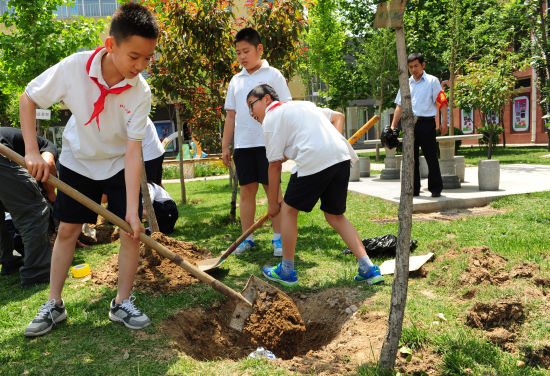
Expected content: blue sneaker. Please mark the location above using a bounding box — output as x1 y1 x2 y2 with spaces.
262 263 298 286
272 238 283 257
234 239 255 255
354 265 384 285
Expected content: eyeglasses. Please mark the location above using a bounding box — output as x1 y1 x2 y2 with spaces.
248 96 263 115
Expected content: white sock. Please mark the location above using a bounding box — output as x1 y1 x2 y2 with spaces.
358 255 374 273
272 233 281 241
246 235 254 242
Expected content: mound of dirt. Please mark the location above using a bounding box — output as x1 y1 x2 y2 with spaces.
459 246 509 286
466 300 524 330
92 232 211 294
162 287 394 375
510 262 540 279
534 278 550 289
485 327 517 351
243 290 305 359
524 345 550 368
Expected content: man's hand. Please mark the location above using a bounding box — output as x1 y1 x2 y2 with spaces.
268 201 281 219
222 147 231 167
25 151 49 182
440 123 449 136
125 213 145 241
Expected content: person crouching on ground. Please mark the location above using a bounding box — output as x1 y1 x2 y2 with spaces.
246 84 384 286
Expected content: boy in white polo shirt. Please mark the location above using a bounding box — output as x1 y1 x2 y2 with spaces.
20 4 158 337
222 27 292 257
247 84 384 286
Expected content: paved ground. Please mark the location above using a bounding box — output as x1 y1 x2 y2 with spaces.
164 159 550 214
349 163 550 213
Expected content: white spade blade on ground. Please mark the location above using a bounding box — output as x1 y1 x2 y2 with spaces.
379 253 434 275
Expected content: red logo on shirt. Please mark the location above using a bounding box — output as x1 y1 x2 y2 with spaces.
119 104 131 115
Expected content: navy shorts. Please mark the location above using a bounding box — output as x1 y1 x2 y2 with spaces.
233 147 269 186
54 164 142 224
284 160 350 215
145 153 165 185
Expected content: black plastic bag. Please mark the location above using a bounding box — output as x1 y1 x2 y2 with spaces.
380 125 400 149
342 234 418 257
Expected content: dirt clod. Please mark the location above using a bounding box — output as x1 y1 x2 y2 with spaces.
243 290 305 359
92 232 211 294
459 246 509 286
466 300 524 330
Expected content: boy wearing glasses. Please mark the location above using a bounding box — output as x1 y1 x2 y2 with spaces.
221 28 292 256
247 84 384 286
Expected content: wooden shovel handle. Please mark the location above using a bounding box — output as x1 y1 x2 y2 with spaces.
219 213 269 262
0 144 252 308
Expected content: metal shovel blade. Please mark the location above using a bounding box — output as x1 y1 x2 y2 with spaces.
229 275 290 332
197 256 225 272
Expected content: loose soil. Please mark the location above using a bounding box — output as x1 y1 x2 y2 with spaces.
78 223 119 245
243 290 305 359
161 287 400 375
91 232 211 295
459 246 509 286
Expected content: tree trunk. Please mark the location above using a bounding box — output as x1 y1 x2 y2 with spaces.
500 108 506 148
448 0 458 135
229 160 238 223
175 106 187 204
378 25 413 371
140 156 159 258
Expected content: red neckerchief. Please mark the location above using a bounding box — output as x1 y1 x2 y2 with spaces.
84 46 132 131
267 101 286 112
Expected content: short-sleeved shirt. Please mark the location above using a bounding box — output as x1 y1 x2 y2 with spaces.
142 118 165 162
224 60 292 149
395 71 442 117
25 49 151 180
263 101 358 177
0 126 58 159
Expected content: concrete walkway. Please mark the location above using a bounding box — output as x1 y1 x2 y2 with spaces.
349 163 550 213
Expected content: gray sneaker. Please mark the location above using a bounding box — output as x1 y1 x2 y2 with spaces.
109 295 150 330
25 299 67 337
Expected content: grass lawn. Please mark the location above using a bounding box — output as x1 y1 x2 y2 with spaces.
1 173 550 375
358 145 550 166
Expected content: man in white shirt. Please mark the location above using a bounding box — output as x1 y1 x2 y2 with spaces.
247 84 384 287
391 52 448 197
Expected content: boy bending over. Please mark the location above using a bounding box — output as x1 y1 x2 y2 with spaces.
21 4 158 336
246 84 384 286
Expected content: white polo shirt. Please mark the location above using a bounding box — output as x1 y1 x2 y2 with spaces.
25 49 151 180
224 60 292 149
263 101 358 177
395 71 442 117
142 118 165 162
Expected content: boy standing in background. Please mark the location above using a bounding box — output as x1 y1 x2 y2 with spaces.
222 28 292 257
21 4 158 337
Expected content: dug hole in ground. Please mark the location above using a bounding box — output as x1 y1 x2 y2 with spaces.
88 221 550 375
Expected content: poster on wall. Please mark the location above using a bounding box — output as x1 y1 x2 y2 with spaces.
486 111 500 126
461 109 474 134
513 96 529 132
154 120 175 151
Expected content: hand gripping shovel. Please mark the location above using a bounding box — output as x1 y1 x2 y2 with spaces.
0 143 290 331
197 115 381 272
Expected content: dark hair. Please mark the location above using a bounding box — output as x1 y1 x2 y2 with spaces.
234 27 262 47
407 52 424 64
247 84 280 102
110 3 159 43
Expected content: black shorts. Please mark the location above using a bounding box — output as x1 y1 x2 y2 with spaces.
284 160 350 215
145 153 165 185
233 147 269 186
54 164 142 224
